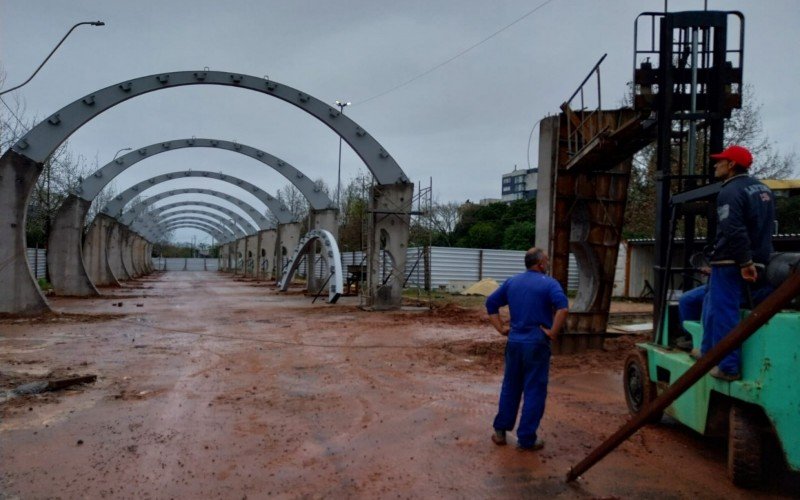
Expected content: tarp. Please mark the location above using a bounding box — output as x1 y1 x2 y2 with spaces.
460 278 499 296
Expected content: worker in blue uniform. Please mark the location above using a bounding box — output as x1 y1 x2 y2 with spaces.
701 145 775 381
485 248 568 450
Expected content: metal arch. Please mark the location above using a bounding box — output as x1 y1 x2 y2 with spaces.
149 217 237 243
152 223 227 243
11 71 409 185
136 212 241 241
74 138 333 210
278 229 343 304
150 222 228 243
136 214 238 240
142 209 248 239
137 201 256 233
140 217 236 244
142 203 256 235
101 170 294 224
120 188 271 229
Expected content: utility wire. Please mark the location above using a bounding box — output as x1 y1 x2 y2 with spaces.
353 0 560 107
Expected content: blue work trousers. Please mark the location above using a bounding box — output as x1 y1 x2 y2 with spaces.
679 284 707 334
493 338 551 448
701 266 744 375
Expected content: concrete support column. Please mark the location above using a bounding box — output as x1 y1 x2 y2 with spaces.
0 151 50 314
308 209 339 294
131 235 145 277
275 222 303 282
535 116 560 254
120 228 137 278
84 214 121 286
367 183 413 310
233 238 245 275
258 229 277 280
47 194 99 296
245 234 258 278
107 222 130 281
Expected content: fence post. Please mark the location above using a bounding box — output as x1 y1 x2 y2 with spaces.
478 249 484 281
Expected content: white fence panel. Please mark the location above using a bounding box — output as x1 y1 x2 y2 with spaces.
26 248 47 280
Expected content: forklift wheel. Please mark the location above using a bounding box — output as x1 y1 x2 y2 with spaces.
728 405 763 488
623 350 662 423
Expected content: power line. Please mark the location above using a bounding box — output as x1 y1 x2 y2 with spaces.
353 0 560 107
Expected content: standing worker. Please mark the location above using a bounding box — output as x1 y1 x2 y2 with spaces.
701 145 775 380
485 248 568 450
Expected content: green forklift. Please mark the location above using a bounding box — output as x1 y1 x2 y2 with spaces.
621 10 800 488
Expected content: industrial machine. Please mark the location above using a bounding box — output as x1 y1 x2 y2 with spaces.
620 10 800 488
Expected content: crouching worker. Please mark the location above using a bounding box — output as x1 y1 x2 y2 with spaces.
485 248 568 450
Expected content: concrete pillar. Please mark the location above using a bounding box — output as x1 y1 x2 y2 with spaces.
245 234 259 278
367 183 413 310
47 194 99 296
308 209 339 294
144 242 153 273
106 222 130 281
120 228 137 278
258 229 277 280
0 150 50 314
131 235 145 277
535 116 560 253
276 222 303 281
233 238 246 275
83 214 120 286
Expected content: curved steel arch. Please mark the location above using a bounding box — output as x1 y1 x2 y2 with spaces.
102 170 293 224
156 224 226 243
141 203 256 235
11 71 408 185
154 217 237 242
152 223 228 244
278 229 343 304
144 201 256 233
121 188 270 229
139 209 247 239
74 139 333 210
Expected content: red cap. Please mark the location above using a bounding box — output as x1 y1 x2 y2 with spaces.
710 145 753 168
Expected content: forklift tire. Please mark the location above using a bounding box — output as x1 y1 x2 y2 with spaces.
623 350 661 423
727 405 763 488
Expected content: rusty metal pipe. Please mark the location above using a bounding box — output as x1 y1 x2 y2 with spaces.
566 270 800 482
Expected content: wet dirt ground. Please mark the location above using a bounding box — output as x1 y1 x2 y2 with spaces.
0 271 793 498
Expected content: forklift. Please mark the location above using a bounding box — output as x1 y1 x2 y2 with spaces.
620 10 800 488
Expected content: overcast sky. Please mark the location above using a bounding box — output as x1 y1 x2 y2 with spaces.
2 0 798 244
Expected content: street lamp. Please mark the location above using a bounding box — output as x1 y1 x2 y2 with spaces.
113 147 132 161
335 100 351 209
0 21 105 97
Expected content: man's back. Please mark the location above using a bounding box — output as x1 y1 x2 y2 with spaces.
712 174 775 266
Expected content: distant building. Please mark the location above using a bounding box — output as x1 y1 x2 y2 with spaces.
478 198 501 206
501 167 538 203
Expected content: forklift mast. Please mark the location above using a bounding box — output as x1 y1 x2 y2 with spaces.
633 11 744 343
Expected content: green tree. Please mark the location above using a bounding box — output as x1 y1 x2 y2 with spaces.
502 221 536 250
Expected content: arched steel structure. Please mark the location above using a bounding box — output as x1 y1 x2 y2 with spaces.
149 222 229 244
155 217 237 242
136 210 247 239
11 71 407 183
156 223 227 243
137 209 247 239
74 138 333 210
122 189 270 229
101 170 293 224
278 229 343 304
140 203 256 235
1 70 410 314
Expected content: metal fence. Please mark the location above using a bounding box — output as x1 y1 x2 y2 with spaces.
26 248 47 280
153 257 220 271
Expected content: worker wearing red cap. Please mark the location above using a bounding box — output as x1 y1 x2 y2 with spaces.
700 145 775 380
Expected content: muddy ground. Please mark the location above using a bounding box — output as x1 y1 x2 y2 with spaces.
0 271 794 498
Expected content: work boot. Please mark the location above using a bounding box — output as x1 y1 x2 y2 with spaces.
675 335 693 351
491 429 507 446
710 367 741 381
517 438 545 451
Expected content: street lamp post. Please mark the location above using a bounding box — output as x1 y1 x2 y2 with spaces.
113 147 132 161
0 21 105 97
334 100 351 210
